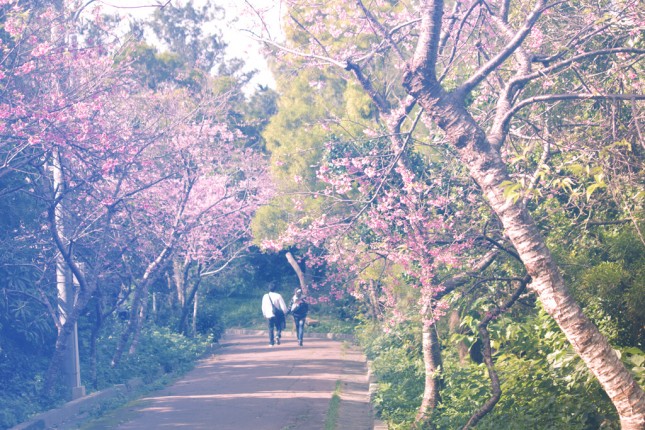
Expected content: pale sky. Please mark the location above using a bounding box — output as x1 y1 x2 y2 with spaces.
90 0 281 91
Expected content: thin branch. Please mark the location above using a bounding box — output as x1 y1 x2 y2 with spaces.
289 13 333 60
98 0 172 10
457 0 547 97
585 219 632 227
483 235 521 262
438 0 481 83
516 48 645 87
243 0 276 40
356 0 407 63
523 136 550 206
500 93 645 132
252 36 348 69
435 249 499 301
345 60 390 112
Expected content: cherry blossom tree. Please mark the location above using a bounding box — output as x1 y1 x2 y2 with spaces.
0 0 272 395
252 0 645 426
110 98 271 365
0 0 154 395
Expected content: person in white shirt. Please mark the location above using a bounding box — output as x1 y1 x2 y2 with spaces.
261 283 288 346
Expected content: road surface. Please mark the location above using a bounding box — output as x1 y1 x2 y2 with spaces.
85 331 376 429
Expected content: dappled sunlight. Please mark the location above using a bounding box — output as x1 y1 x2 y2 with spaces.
142 391 331 401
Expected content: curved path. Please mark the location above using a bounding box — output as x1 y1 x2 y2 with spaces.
88 331 376 429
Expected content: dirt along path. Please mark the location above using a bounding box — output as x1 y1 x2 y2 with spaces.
85 331 375 430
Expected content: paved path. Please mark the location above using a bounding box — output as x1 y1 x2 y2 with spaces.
87 332 376 430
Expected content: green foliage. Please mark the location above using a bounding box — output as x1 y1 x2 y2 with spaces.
0 180 58 429
91 325 211 389
0 335 53 429
548 219 645 347
212 295 267 330
358 305 625 430
620 347 645 387
144 1 228 75
251 202 292 244
194 300 224 341
447 307 617 430
357 321 424 426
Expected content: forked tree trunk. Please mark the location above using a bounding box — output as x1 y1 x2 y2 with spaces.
404 74 645 428
112 247 172 367
178 275 202 335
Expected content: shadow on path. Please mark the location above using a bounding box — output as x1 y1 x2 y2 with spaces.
84 332 375 430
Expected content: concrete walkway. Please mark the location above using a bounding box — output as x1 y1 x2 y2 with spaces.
84 332 377 429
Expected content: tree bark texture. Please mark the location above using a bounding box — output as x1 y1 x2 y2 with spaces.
178 274 202 335
286 251 307 294
417 312 443 426
403 71 645 428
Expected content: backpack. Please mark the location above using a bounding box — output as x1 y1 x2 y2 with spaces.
292 299 309 318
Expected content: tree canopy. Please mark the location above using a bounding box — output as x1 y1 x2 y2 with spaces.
0 0 643 429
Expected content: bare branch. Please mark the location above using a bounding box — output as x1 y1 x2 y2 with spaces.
289 13 333 60
438 0 480 83
345 60 390 112
356 0 407 63
523 136 550 206
501 93 645 133
435 248 500 301
457 0 547 97
517 49 645 87
252 35 348 69
98 0 172 10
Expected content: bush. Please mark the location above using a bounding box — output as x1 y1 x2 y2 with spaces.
92 324 212 388
356 307 621 430
214 295 266 329
356 321 424 427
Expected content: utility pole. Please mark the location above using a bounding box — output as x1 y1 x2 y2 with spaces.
50 0 87 400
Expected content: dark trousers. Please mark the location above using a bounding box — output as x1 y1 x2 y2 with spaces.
294 316 306 344
268 317 282 345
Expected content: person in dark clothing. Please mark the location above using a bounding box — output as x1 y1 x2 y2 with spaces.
288 288 309 346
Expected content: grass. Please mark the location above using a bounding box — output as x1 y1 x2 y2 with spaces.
324 380 343 430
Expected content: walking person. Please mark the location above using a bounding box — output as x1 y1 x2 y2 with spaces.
262 283 287 347
288 288 309 346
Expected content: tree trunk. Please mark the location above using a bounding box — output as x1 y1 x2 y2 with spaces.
367 279 382 320
463 279 527 429
177 276 202 335
404 75 645 428
112 253 168 366
173 258 187 308
416 310 442 427
89 299 103 389
128 286 148 355
448 310 468 365
286 251 307 294
192 291 198 337
43 152 90 398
